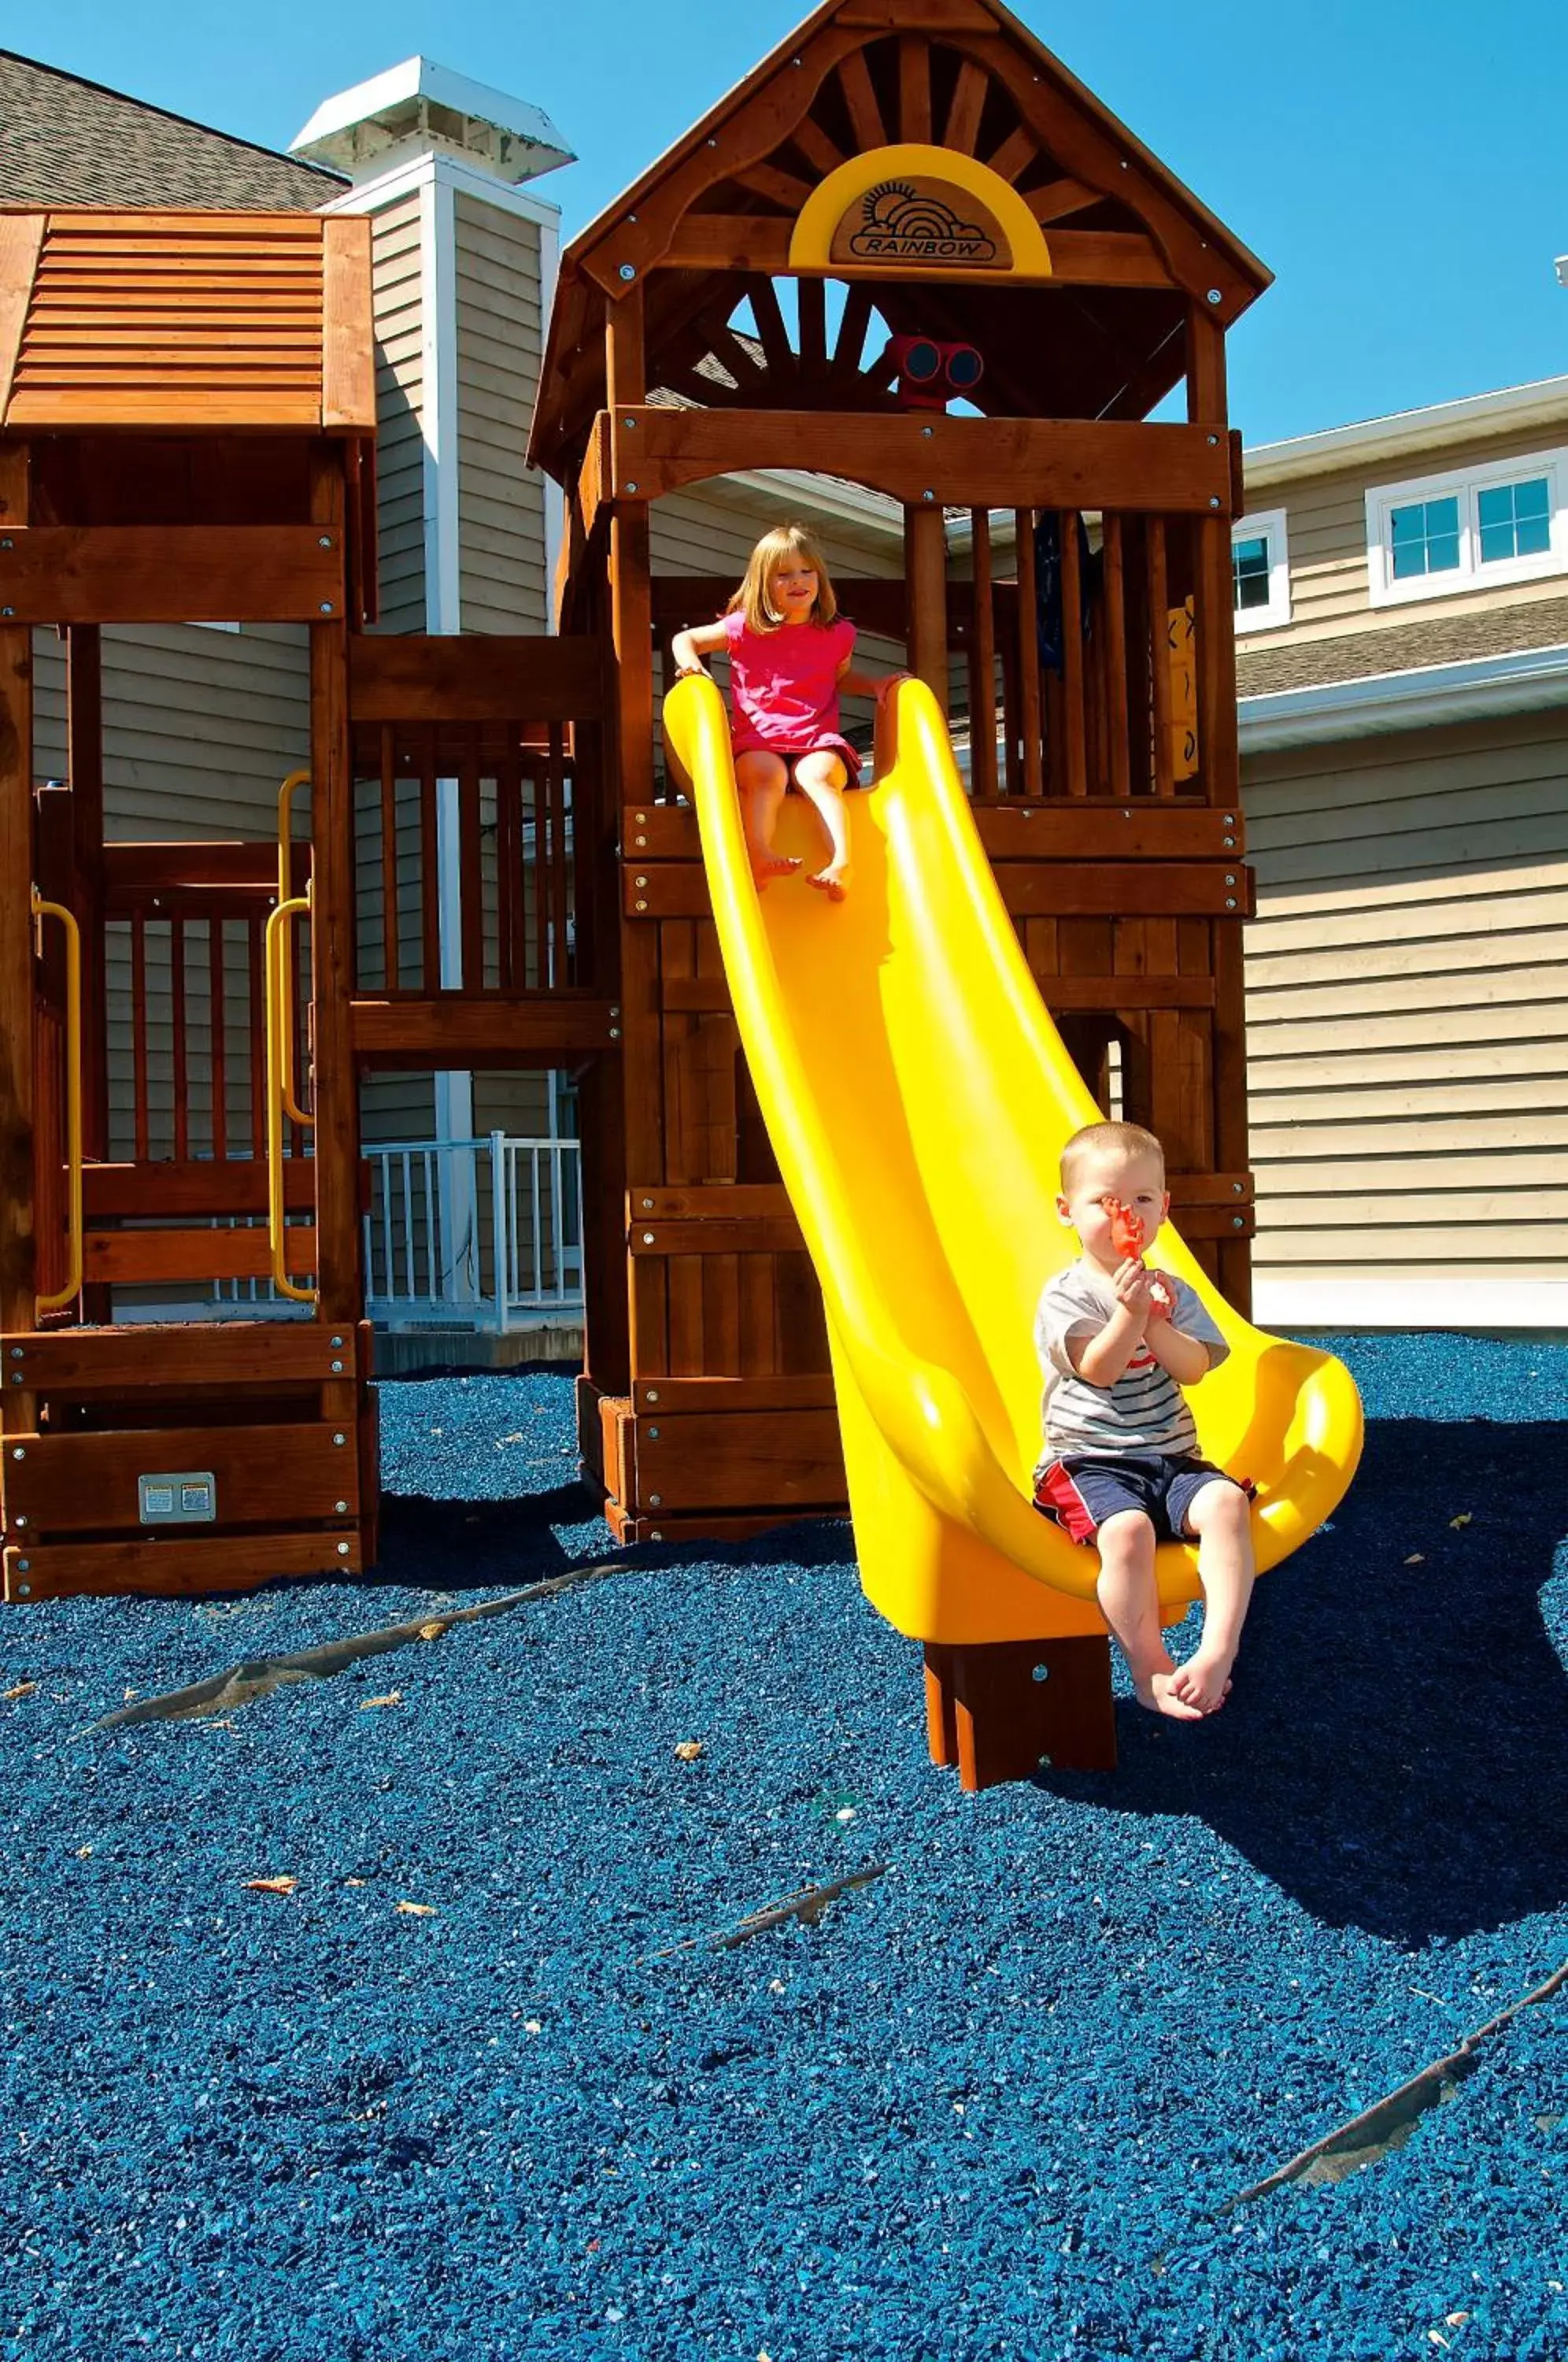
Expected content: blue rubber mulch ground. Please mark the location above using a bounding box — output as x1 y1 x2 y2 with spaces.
2 1335 1566 2360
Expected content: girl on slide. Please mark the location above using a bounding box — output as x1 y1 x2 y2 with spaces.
670 522 899 900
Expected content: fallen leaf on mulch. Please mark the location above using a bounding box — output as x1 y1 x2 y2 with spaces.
2 1680 37 1700
395 1901 437 1917
242 1876 298 1897
361 1690 402 1710
419 1621 448 1642
675 1740 705 1761
1449 1512 1473 1530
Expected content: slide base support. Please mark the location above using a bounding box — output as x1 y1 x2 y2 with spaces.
923 1635 1119 1790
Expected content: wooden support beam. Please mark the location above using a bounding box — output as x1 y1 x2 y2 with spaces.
82 1227 317 1284
626 861 1252 922
3 1421 357 1534
0 526 346 624
321 215 375 431
600 409 1231 516
309 446 362 1339
652 217 1174 289
6 1531 362 1602
349 634 605 724
80 1159 317 1218
905 502 949 711
0 1320 359 1394
102 841 309 901
349 995 621 1067
0 213 44 423
0 446 34 1379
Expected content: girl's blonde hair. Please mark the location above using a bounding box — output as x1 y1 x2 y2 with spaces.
727 522 838 635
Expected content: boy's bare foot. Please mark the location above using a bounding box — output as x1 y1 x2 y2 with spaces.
752 850 801 887
1133 1669 1206 1721
1168 1649 1235 1715
807 861 849 901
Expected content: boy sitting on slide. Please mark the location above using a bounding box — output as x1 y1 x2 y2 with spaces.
1033 1120 1256 1720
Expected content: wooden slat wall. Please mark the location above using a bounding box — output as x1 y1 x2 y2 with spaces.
453 194 548 632
6 214 336 431
1244 706 1568 1278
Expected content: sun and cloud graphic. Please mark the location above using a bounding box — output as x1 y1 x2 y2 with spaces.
845 180 1001 264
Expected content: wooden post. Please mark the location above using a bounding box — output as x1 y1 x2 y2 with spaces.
924 1637 1118 1788
904 502 948 713
0 445 35 1435
608 286 654 810
1186 308 1251 1313
65 626 107 1166
307 446 364 1379
967 509 997 801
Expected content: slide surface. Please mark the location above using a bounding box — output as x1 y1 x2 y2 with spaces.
664 676 1363 1646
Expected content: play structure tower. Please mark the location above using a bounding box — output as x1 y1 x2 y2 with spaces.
0 7 1357 1790
529 0 1271 1562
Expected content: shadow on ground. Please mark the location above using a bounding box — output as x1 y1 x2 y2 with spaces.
1044 1417 1568 1945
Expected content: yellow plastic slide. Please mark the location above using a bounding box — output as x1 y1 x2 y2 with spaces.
663 676 1363 1646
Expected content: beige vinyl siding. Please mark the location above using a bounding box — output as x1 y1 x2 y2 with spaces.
454 192 547 632
1243 707 1568 1286
371 187 427 635
363 185 434 1140
1243 420 1568 652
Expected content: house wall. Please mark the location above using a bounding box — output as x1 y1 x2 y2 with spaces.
454 191 549 633
1243 706 1568 1298
1241 419 1568 656
371 185 428 636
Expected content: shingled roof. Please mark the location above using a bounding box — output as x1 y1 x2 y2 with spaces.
0 50 344 209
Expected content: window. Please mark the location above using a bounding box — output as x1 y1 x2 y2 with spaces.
1367 453 1567 608
1230 509 1290 633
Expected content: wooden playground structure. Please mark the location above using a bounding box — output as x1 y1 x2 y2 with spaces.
0 0 1270 1774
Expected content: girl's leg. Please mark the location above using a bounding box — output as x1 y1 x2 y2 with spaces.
734 750 797 885
1094 1509 1203 1721
1169 1479 1255 1714
791 750 851 898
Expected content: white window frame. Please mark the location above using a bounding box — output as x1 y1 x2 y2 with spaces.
1366 449 1568 609
1230 509 1291 633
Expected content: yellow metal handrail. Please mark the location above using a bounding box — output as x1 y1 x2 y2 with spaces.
264 887 317 1305
276 768 313 1127
32 891 83 1315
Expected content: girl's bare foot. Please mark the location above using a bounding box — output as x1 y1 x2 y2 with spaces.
807 861 849 901
1134 1670 1206 1721
752 850 801 887
1168 1649 1235 1715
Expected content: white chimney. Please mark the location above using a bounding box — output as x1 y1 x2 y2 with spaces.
290 57 574 187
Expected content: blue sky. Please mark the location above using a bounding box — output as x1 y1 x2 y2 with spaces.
20 0 1568 446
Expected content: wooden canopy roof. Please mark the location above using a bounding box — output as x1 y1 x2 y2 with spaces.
529 0 1270 483
0 209 372 433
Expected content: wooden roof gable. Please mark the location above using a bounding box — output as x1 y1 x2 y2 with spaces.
530 0 1270 475
0 209 373 433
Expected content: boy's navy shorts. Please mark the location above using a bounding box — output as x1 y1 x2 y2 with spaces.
1033 1453 1251 1546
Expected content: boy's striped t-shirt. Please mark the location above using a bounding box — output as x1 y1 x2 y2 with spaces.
1033 1257 1228 1474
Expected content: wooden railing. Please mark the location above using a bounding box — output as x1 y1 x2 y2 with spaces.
350 720 578 994
650 508 1215 809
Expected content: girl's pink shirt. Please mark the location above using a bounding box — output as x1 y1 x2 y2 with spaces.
720 609 856 753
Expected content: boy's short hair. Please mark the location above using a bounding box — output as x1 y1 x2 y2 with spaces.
1060 1120 1166 1192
